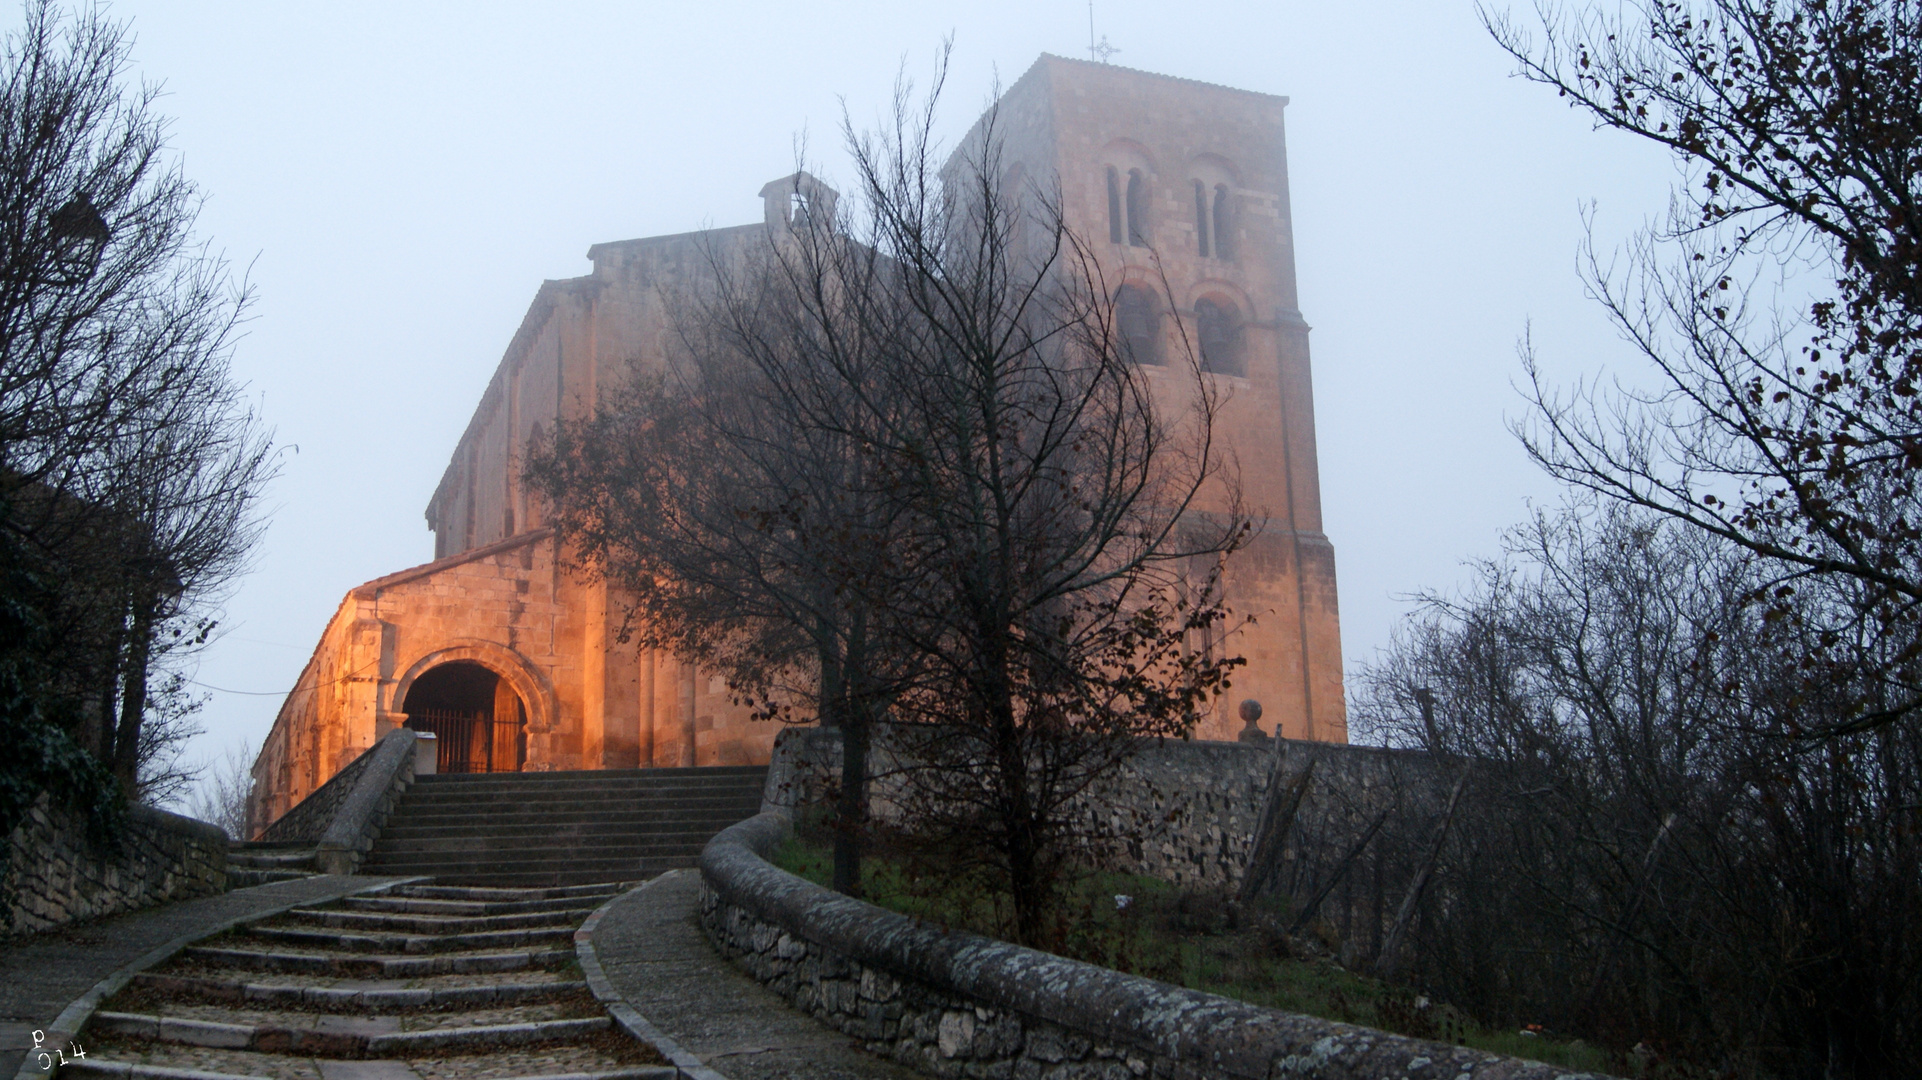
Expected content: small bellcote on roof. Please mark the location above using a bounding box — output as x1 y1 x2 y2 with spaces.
759 171 839 231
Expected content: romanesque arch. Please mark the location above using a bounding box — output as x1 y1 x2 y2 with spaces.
1192 292 1248 377
391 640 558 772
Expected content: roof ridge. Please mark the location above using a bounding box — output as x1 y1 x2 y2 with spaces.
1033 52 1286 101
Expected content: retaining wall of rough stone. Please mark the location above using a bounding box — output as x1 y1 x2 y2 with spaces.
761 727 1443 891
2 795 227 937
700 809 1600 1080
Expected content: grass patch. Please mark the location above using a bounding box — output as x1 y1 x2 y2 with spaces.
771 836 1615 1074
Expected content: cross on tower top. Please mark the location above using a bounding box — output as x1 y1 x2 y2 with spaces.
1087 2 1119 64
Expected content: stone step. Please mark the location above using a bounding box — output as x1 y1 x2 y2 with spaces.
377 806 757 832
398 785 761 804
411 764 765 785
397 783 760 801
388 882 628 903
360 860 659 882
280 905 595 934
60 1061 274 1080
180 944 573 977
227 868 319 888
226 849 318 869
366 833 718 856
129 971 587 1010
336 893 608 916
87 1010 611 1057
367 1017 610 1055
394 787 761 803
368 864 695 889
384 795 761 817
357 857 683 881
238 922 578 955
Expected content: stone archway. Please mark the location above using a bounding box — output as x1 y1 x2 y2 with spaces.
401 661 525 773
392 641 558 772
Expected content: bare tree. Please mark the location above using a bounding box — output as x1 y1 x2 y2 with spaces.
184 736 254 840
534 60 1247 931
527 195 923 894
0 0 270 831
824 70 1248 947
1349 502 1922 1077
1486 0 1922 735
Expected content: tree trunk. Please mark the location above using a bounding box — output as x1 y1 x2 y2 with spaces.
1239 756 1317 904
833 701 870 897
109 592 154 791
1373 763 1471 978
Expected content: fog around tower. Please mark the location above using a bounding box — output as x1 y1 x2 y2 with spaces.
86 0 1673 777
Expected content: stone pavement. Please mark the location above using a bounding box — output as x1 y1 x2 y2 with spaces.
0 874 411 1079
589 870 919 1080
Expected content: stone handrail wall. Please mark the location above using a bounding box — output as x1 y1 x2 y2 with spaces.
258 738 379 843
700 809 1609 1080
3 796 227 936
261 728 420 874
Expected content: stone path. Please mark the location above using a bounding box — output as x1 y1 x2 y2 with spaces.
19 880 672 1080
587 870 917 1080
2 876 414 1080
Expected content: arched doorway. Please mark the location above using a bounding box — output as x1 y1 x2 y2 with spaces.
402 660 526 773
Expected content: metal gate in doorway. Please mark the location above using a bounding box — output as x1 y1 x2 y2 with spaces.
407 708 526 773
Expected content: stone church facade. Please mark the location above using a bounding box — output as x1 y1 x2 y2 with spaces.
247 55 1345 831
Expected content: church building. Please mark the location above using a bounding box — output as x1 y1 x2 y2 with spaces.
247 55 1346 831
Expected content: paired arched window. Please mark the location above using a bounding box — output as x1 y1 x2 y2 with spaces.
1195 181 1236 262
1195 297 1244 376
1115 284 1160 365
1107 168 1124 245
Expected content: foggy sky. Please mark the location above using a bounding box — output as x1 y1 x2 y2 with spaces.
83 0 1677 789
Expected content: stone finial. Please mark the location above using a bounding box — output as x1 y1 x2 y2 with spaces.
1236 699 1268 743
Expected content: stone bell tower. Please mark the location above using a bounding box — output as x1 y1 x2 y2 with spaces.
961 55 1346 742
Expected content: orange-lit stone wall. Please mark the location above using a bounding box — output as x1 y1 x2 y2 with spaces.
962 56 1346 741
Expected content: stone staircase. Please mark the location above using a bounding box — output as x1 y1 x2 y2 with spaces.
359 766 768 887
70 880 672 1080
225 841 321 888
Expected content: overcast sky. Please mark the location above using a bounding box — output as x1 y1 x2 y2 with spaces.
78 0 1677 786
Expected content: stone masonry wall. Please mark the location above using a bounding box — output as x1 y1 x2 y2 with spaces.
701 810 1601 1080
762 727 1441 893
703 891 1162 1080
2 795 227 937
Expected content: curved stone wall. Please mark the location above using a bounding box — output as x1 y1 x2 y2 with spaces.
699 810 1610 1080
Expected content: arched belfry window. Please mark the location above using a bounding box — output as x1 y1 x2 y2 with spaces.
1193 181 1210 257
1106 168 1123 245
1115 284 1160 365
1195 297 1244 376
1125 170 1148 247
1212 185 1235 262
